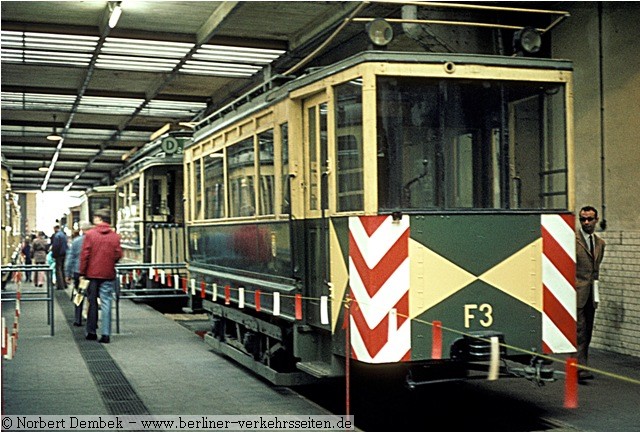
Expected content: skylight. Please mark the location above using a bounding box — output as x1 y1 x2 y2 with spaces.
1 31 286 78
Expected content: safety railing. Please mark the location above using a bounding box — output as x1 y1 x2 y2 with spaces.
0 265 55 336
114 262 188 333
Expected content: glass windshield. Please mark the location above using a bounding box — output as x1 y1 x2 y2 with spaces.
377 77 567 211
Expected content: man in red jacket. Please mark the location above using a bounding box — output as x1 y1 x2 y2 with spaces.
80 208 122 343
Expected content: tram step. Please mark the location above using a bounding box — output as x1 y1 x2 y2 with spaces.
296 361 335 378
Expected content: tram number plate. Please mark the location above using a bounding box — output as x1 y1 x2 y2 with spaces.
464 303 493 328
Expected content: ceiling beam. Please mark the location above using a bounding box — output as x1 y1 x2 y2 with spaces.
196 2 240 45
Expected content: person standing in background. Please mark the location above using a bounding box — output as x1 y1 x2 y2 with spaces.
51 224 68 290
80 209 122 344
21 237 32 282
65 221 93 326
31 231 49 287
575 205 606 383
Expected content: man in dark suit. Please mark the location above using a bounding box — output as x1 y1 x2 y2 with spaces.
575 205 606 382
51 225 68 290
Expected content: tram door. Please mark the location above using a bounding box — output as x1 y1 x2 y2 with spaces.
146 172 169 264
303 93 330 328
147 173 170 222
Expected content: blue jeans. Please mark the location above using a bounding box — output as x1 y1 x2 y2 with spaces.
86 278 115 337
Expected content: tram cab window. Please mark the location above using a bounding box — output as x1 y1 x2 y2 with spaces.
335 81 364 212
377 77 567 211
149 179 162 215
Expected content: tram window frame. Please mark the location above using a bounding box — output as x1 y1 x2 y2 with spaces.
204 151 226 219
257 129 275 216
227 137 256 218
131 177 140 217
280 122 290 215
194 158 203 220
335 80 364 212
376 76 568 211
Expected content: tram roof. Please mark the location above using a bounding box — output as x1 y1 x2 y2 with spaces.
191 50 573 145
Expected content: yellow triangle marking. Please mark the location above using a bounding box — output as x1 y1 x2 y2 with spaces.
409 239 477 319
330 220 349 332
479 238 543 312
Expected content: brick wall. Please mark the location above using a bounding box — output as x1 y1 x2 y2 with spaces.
592 230 640 357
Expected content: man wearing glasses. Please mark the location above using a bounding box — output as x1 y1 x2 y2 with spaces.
575 205 606 383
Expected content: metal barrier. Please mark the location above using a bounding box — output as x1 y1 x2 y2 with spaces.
114 262 188 333
0 265 55 336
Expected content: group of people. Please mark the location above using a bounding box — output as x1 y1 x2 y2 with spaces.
20 209 122 344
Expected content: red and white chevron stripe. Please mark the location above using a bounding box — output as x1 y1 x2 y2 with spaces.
541 214 577 353
349 215 411 363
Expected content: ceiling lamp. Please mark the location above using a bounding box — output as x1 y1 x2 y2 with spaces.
108 2 123 29
47 114 62 141
38 162 49 172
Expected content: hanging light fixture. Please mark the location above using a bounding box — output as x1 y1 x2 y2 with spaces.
108 1 123 29
38 162 49 172
47 114 63 141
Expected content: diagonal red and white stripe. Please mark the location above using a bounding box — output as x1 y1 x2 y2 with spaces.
541 214 577 353
349 215 411 363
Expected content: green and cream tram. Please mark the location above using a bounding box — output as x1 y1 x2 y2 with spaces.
185 51 576 385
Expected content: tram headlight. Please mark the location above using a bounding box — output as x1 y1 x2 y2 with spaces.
366 19 394 47
513 27 542 55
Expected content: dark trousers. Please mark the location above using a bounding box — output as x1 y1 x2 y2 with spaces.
55 255 67 289
24 259 32 281
577 289 596 366
86 280 100 336
72 273 84 325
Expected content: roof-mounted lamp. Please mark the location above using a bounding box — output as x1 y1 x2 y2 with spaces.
513 27 542 56
366 19 394 47
38 162 49 173
46 114 62 142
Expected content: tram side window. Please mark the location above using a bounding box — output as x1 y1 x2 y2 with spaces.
281 123 290 214
335 81 364 212
117 186 126 215
204 152 225 219
258 129 275 215
131 179 140 216
228 137 256 217
185 162 191 220
194 158 203 219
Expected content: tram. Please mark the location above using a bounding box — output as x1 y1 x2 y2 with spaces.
67 185 117 231
1 160 22 288
184 18 576 385
114 129 190 287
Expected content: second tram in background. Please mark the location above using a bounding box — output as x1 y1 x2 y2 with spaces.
67 185 116 232
114 129 190 290
182 15 578 386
